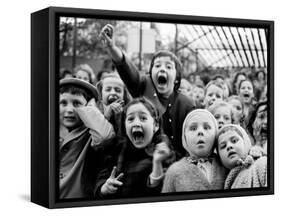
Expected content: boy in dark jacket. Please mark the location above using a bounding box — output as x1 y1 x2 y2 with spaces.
99 25 195 159
59 78 115 199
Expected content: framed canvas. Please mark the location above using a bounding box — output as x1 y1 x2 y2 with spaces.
31 6 274 208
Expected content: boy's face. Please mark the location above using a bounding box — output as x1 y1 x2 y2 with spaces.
213 106 232 129
218 130 246 169
102 77 125 105
151 56 177 98
239 81 254 104
184 113 216 158
125 103 158 149
253 105 267 144
228 99 243 124
204 85 224 108
60 93 87 130
192 86 205 104
76 70 90 83
179 79 193 98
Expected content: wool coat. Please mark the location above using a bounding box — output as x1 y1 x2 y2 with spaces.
224 156 267 189
93 136 163 199
162 156 227 193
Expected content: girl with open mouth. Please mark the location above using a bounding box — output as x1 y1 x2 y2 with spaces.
96 74 131 133
94 98 171 198
217 124 267 189
238 79 256 126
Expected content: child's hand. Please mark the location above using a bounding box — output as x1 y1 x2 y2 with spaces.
249 145 264 159
99 24 114 48
104 99 124 119
100 166 124 196
153 142 171 163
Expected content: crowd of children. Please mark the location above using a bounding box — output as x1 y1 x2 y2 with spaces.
58 24 268 199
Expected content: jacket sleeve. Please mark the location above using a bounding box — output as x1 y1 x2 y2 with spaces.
114 52 146 98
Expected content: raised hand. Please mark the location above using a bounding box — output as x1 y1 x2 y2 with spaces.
99 24 114 48
100 166 124 196
104 99 124 119
99 24 123 62
153 142 171 163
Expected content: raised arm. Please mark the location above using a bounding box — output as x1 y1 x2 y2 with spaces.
100 24 144 97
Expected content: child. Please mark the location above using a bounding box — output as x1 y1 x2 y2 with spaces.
74 64 95 84
192 84 205 108
59 78 115 199
204 80 224 109
93 97 171 198
96 73 131 133
226 96 245 127
208 101 233 130
178 78 193 99
238 79 256 126
232 72 247 95
162 109 227 193
217 124 267 189
247 101 267 157
99 24 195 160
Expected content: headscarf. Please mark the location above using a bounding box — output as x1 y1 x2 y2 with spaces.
217 124 252 157
182 109 218 154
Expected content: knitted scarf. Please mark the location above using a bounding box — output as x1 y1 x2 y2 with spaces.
224 155 254 189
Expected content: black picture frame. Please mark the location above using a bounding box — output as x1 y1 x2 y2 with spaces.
31 6 274 209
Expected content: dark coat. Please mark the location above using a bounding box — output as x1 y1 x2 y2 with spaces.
115 54 196 159
59 126 104 199
93 136 162 198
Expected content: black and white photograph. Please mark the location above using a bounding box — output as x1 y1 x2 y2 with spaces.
57 12 272 203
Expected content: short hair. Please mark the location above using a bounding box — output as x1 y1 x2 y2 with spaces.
74 64 93 83
208 101 234 123
60 85 92 102
60 68 73 79
226 95 244 111
148 50 182 91
205 80 225 98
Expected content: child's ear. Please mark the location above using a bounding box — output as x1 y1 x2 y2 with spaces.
154 121 160 133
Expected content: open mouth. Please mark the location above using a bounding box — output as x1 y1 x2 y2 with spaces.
157 74 168 86
243 93 250 99
197 140 205 145
228 151 236 158
107 95 119 104
132 128 144 143
260 126 267 138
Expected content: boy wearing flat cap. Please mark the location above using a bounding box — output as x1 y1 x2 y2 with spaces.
59 78 115 199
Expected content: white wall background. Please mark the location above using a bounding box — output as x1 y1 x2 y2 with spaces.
0 0 279 215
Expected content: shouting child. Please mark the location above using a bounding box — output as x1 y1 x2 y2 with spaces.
99 24 195 160
93 97 171 198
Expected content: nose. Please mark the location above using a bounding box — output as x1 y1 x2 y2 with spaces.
226 143 233 151
197 126 204 136
65 104 74 113
133 117 141 126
